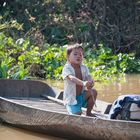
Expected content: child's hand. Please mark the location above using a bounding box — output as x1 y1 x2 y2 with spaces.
87 80 94 89
83 80 94 89
90 80 94 87
87 76 94 88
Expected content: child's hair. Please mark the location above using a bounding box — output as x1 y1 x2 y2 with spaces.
66 43 83 56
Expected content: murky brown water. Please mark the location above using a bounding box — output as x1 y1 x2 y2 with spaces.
96 74 140 102
47 74 140 103
0 124 65 140
0 74 140 139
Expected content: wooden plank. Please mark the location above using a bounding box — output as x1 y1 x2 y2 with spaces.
8 97 67 113
41 94 64 105
41 94 108 118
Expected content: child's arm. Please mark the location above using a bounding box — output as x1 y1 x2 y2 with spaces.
66 75 91 88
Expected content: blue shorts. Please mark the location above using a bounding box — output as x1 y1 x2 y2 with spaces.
66 91 87 115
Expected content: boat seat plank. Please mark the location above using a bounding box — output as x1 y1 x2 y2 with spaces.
7 97 68 114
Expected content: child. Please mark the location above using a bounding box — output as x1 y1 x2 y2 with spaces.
62 43 97 116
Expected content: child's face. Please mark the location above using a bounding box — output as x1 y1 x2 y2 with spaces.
67 48 83 65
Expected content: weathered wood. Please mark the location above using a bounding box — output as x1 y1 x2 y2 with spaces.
41 94 64 105
42 94 108 118
8 97 67 113
0 79 56 97
0 79 140 140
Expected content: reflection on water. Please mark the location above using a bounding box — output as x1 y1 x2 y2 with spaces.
0 74 140 139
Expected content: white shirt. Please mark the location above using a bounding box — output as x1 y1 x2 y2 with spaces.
62 62 90 105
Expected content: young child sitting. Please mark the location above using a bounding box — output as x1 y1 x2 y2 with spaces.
62 43 97 116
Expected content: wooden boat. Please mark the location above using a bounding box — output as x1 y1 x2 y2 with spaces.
0 79 140 140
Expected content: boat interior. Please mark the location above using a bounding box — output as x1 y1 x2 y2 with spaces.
0 79 111 117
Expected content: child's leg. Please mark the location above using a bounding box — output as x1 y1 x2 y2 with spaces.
85 89 97 116
66 104 82 115
66 94 85 115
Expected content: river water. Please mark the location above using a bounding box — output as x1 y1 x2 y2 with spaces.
0 74 140 140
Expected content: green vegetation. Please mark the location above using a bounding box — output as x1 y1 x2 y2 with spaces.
0 32 65 80
0 32 139 81
0 0 140 82
84 44 140 81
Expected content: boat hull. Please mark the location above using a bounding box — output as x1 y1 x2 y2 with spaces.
0 97 140 140
0 79 140 139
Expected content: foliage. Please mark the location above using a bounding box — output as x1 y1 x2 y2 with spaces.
0 33 139 81
0 1 140 81
41 44 66 79
0 0 140 55
84 44 140 81
0 32 66 79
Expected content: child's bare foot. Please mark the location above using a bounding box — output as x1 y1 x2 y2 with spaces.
86 113 96 117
